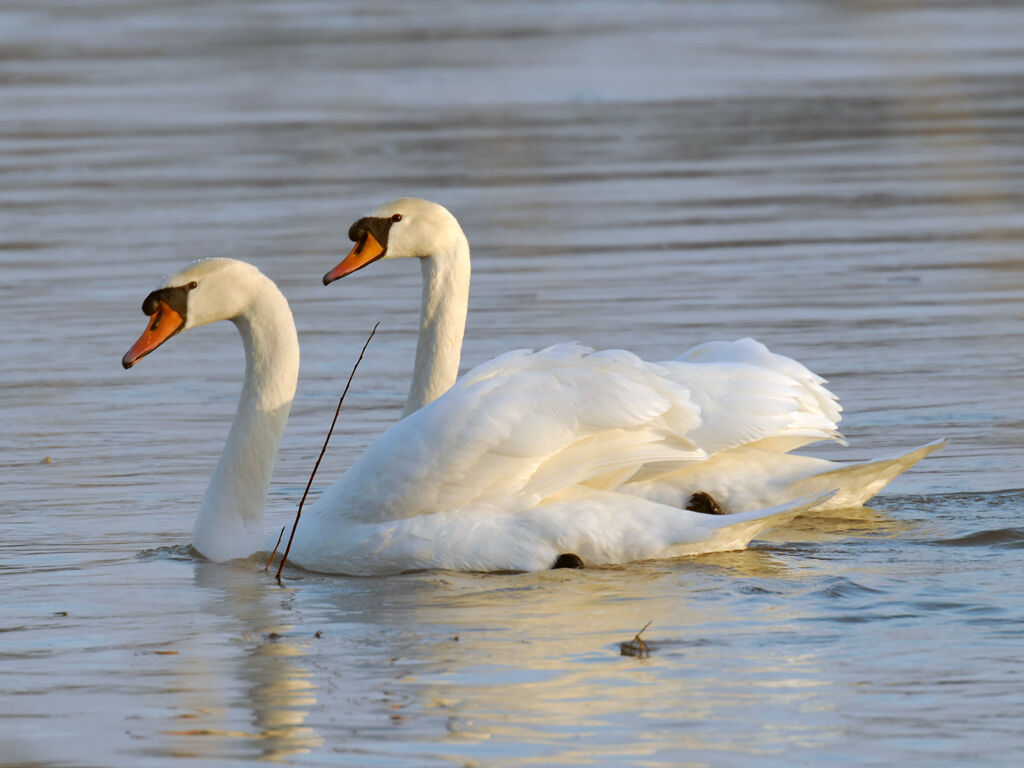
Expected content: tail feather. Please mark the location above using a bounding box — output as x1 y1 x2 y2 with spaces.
790 439 947 509
624 439 946 515
665 490 836 557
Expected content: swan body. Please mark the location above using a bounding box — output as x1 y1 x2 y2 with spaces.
122 258 860 574
123 199 942 574
290 341 843 574
321 198 943 515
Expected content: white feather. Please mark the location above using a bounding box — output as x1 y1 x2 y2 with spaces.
128 208 943 575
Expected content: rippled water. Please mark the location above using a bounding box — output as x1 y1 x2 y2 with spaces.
3 0 1024 765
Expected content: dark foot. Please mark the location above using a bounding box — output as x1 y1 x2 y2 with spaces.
552 553 585 569
686 491 725 515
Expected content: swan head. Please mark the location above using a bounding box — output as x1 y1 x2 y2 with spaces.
323 197 465 284
122 258 267 369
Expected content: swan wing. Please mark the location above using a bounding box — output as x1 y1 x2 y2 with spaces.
313 343 708 523
670 337 842 453
314 340 848 527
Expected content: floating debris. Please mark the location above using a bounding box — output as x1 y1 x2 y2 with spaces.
619 621 652 657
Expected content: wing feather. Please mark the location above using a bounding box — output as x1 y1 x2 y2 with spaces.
313 339 845 526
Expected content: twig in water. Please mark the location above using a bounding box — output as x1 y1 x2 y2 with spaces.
619 621 653 657
265 526 285 572
272 322 380 582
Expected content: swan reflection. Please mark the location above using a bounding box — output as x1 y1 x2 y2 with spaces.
154 504 902 764
302 554 853 762
159 562 322 761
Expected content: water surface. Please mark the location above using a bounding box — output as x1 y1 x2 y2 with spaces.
2 1 1023 765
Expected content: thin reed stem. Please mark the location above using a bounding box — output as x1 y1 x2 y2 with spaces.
273 322 380 581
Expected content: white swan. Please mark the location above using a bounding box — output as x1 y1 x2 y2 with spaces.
122 258 298 563
322 197 943 514
123 258 839 574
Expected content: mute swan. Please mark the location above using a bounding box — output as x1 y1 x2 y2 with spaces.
322 197 943 516
123 258 835 573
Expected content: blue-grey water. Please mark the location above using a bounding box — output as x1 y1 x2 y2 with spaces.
2 1 1024 765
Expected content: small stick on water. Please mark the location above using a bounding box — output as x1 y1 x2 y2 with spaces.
265 526 286 572
619 621 653 657
273 322 380 582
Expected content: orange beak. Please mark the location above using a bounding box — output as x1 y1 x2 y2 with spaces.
322 231 386 285
122 301 186 369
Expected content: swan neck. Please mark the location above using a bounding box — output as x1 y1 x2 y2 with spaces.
192 281 299 561
403 241 469 416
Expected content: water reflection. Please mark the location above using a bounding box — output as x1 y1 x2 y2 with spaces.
296 562 845 764
135 503 915 764
768 505 913 541
160 563 322 761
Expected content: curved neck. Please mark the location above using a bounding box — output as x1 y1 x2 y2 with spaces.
403 241 470 417
192 281 299 561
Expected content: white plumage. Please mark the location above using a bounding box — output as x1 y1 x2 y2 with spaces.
294 338 936 574
122 206 941 575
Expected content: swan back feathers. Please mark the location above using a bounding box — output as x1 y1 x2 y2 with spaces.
308 339 841 530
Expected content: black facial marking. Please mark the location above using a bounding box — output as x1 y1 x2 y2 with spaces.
347 215 399 252
141 280 197 317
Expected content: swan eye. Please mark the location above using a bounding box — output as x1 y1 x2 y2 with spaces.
141 282 195 318
391 214 403 223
